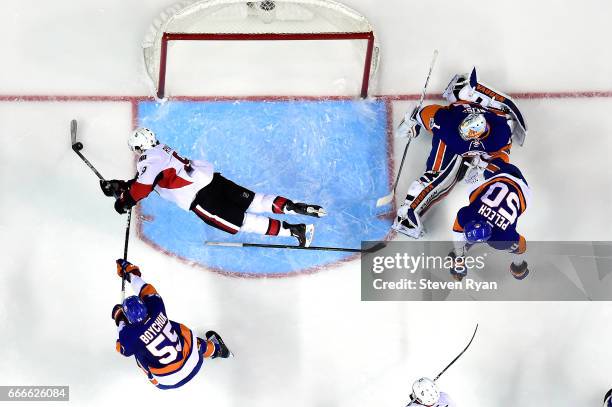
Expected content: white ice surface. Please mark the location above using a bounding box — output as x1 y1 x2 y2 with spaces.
1 0 612 406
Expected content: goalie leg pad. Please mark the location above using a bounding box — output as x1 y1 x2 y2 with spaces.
408 155 464 216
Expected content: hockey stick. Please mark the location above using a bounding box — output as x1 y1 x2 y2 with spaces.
376 50 438 207
205 241 386 253
404 323 478 407
120 208 132 303
70 119 106 181
433 323 478 382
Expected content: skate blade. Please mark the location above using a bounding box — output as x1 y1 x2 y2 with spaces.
307 207 327 217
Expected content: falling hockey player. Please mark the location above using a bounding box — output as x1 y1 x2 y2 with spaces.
394 68 527 239
408 378 456 407
101 128 326 247
448 158 531 281
112 259 231 389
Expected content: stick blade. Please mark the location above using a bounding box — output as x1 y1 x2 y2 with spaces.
70 119 83 151
70 119 77 143
376 193 394 207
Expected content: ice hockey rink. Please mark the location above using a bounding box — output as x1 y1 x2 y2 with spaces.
2 0 612 406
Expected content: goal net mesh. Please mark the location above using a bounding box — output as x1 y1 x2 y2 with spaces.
143 0 380 98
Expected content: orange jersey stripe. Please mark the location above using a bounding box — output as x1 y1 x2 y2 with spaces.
149 324 192 376
469 176 527 212
489 143 512 163
139 284 158 299
432 140 447 172
453 216 464 233
419 104 443 131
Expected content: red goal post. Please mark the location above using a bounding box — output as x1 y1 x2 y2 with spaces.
143 0 380 99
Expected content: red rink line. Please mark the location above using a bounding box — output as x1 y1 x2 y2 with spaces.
1 90 612 102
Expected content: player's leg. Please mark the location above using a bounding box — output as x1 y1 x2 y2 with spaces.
246 192 326 218
197 334 230 359
190 173 313 246
394 138 465 238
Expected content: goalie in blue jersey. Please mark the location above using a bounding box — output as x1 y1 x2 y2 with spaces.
394 68 527 239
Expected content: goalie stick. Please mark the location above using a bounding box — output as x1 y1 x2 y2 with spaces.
376 50 438 207
205 241 386 253
70 119 133 301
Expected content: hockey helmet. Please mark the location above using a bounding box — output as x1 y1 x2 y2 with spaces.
412 377 440 406
464 219 493 244
459 114 488 141
122 295 148 324
128 127 158 153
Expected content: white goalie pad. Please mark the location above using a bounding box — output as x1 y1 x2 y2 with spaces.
443 67 528 146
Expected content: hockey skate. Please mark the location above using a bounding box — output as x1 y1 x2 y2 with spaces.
282 221 314 248
205 330 232 358
285 201 327 218
509 260 530 280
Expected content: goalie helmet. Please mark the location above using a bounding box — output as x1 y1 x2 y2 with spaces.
122 295 148 324
459 113 488 141
464 219 493 244
412 377 439 406
128 127 158 153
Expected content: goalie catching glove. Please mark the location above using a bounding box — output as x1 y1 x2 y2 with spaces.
396 106 422 139
116 258 141 282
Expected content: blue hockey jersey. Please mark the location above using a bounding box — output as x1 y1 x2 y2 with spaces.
417 102 513 167
116 282 204 389
453 159 531 253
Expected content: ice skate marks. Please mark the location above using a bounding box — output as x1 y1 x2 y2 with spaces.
137 99 392 276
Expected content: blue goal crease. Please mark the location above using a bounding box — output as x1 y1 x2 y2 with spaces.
137 99 392 276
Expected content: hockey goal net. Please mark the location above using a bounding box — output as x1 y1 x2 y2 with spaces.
143 0 379 98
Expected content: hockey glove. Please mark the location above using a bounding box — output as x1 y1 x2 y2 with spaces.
100 179 130 198
448 251 467 282
116 258 141 282
114 191 137 214
397 107 421 139
111 304 128 326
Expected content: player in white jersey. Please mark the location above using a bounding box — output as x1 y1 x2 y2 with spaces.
408 378 456 407
100 128 326 247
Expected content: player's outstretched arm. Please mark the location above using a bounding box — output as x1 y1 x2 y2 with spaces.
115 259 161 301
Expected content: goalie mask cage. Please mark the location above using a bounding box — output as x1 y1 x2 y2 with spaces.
143 0 379 99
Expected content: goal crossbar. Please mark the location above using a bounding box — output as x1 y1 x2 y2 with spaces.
157 31 375 99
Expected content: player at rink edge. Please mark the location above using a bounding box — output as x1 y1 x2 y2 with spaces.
394 69 525 239
112 259 231 389
447 158 530 281
408 377 456 407
101 128 326 247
